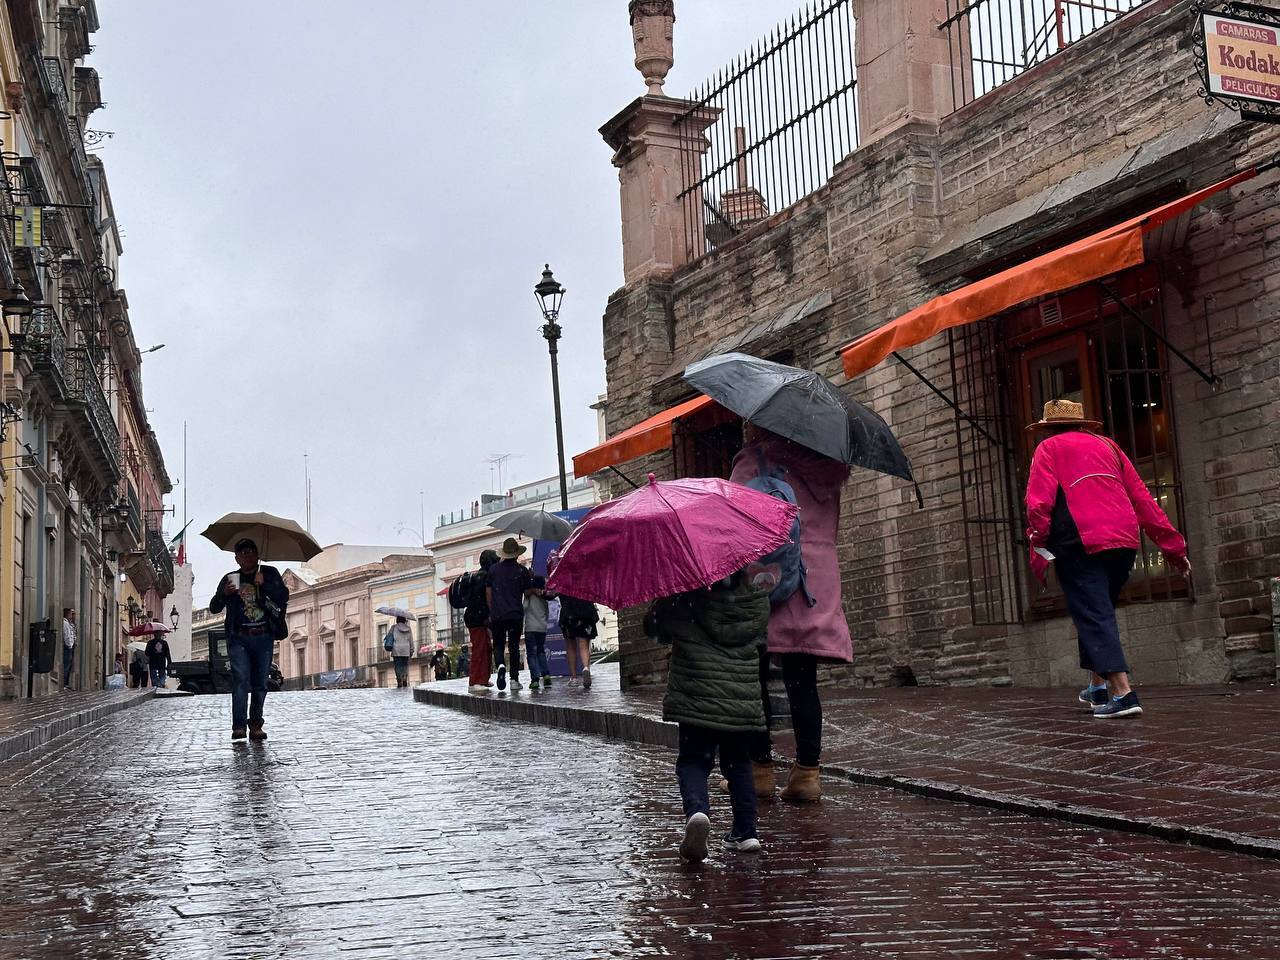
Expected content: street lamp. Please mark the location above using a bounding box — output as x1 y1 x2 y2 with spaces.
534 264 569 512
169 605 179 630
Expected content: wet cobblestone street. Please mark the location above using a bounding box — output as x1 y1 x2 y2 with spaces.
3 689 1280 959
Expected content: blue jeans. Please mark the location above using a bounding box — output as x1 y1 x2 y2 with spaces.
676 724 757 839
62 645 74 688
149 666 167 689
228 633 274 730
524 631 549 681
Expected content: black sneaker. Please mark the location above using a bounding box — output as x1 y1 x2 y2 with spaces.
721 831 762 853
1093 691 1143 719
496 665 507 691
581 668 592 691
680 812 710 862
1078 684 1108 707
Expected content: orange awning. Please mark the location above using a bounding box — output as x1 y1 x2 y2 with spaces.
840 169 1260 378
573 395 716 476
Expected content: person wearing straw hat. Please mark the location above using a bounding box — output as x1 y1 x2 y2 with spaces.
1024 399 1191 719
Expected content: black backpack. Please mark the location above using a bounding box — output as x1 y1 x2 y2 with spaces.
447 573 472 610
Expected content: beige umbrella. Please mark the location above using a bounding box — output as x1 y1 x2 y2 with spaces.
201 511 322 561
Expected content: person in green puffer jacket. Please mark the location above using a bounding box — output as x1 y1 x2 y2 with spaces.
650 569 770 862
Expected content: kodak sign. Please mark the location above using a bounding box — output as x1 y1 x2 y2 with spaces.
1204 11 1280 106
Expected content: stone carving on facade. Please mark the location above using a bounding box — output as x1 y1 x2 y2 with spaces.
629 0 675 95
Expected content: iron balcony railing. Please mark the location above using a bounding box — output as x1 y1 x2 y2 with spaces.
674 0 859 261
940 0 1155 110
39 58 95 206
66 348 121 477
147 529 175 593
19 307 71 397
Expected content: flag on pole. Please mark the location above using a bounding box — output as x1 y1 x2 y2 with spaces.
169 519 194 566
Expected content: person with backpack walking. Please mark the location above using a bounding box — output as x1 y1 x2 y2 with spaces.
208 537 290 742
486 538 533 691
384 616 414 688
1024 399 1190 719
730 425 851 803
559 593 599 690
523 575 552 689
650 569 772 861
458 549 499 693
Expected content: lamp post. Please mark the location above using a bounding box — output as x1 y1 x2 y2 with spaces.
169 605 179 631
534 264 569 512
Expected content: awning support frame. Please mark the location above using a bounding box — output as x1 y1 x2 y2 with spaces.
607 465 642 490
891 350 1010 453
1094 280 1221 390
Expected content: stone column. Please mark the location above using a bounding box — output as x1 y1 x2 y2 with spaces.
855 0 971 143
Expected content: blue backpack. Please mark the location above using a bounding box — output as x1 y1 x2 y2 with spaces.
744 452 815 608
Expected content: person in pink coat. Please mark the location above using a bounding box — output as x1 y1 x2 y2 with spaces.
1024 400 1190 719
730 425 852 802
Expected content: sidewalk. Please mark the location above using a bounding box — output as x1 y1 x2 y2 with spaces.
417 667 1280 858
0 687 153 763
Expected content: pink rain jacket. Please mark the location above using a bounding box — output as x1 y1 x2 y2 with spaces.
731 438 853 663
1025 430 1188 583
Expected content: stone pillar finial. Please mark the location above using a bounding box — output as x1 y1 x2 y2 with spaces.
629 1 675 95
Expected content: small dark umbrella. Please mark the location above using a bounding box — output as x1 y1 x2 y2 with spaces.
488 507 574 544
684 352 923 505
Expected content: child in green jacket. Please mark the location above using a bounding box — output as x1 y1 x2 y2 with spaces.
650 570 771 862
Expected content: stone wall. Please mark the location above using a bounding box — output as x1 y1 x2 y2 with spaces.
602 0 1280 689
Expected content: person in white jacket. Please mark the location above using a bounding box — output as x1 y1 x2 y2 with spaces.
385 617 415 688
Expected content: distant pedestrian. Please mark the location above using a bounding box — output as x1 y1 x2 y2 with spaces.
430 648 452 681
385 617 414 688
466 549 499 693
209 537 290 742
650 569 771 861
486 538 532 691
1024 400 1190 719
61 608 76 690
457 645 471 684
523 575 552 689
559 594 599 690
146 633 173 690
731 425 852 803
129 647 146 688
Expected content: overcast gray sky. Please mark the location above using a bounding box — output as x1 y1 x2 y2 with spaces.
92 1 786 596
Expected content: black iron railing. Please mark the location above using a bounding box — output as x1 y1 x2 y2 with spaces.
19 307 71 396
66 347 121 477
674 0 858 261
940 0 1155 110
147 529 175 593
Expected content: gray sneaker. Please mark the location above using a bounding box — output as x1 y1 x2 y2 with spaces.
680 812 711 862
581 668 592 691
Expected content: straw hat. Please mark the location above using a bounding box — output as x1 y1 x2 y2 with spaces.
1026 398 1102 432
498 537 527 559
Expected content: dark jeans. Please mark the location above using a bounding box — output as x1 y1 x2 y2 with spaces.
751 651 822 767
676 724 757 839
149 665 166 689
1056 547 1136 676
524 631 549 680
491 620 522 680
228 633 273 730
62 645 74 688
393 656 410 683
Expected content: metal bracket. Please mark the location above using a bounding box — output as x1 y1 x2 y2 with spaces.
606 464 641 490
892 350 1010 452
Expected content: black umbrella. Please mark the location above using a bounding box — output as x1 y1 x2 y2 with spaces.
684 352 922 505
488 507 574 544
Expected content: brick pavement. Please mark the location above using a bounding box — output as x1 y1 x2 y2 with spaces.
0 687 153 763
3 688 1280 958
420 668 1280 858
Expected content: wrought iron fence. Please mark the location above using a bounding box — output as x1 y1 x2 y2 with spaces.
940 0 1155 110
20 306 71 396
675 0 858 261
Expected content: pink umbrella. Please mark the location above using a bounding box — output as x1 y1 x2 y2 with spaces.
547 474 798 609
126 621 171 637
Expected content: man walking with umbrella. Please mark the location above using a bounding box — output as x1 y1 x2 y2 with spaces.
209 538 290 741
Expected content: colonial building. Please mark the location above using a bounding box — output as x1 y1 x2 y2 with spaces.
582 0 1279 688
0 0 171 697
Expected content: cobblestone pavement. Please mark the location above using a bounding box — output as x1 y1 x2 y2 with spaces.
0 687 152 763
3 690 1280 959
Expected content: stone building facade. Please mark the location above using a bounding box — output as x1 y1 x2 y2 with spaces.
588 0 1279 689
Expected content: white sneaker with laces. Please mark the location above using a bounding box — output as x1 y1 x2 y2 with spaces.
468 684 488 693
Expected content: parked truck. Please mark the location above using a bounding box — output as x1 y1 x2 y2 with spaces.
171 627 284 695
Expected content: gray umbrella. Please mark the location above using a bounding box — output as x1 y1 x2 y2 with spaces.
684 352 922 505
488 507 574 544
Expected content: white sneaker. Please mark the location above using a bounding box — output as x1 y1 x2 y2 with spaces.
680 812 711 862
511 678 523 690
468 684 488 694
567 677 580 689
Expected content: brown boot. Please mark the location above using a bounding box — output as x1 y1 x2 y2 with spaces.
752 761 778 799
779 763 821 803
